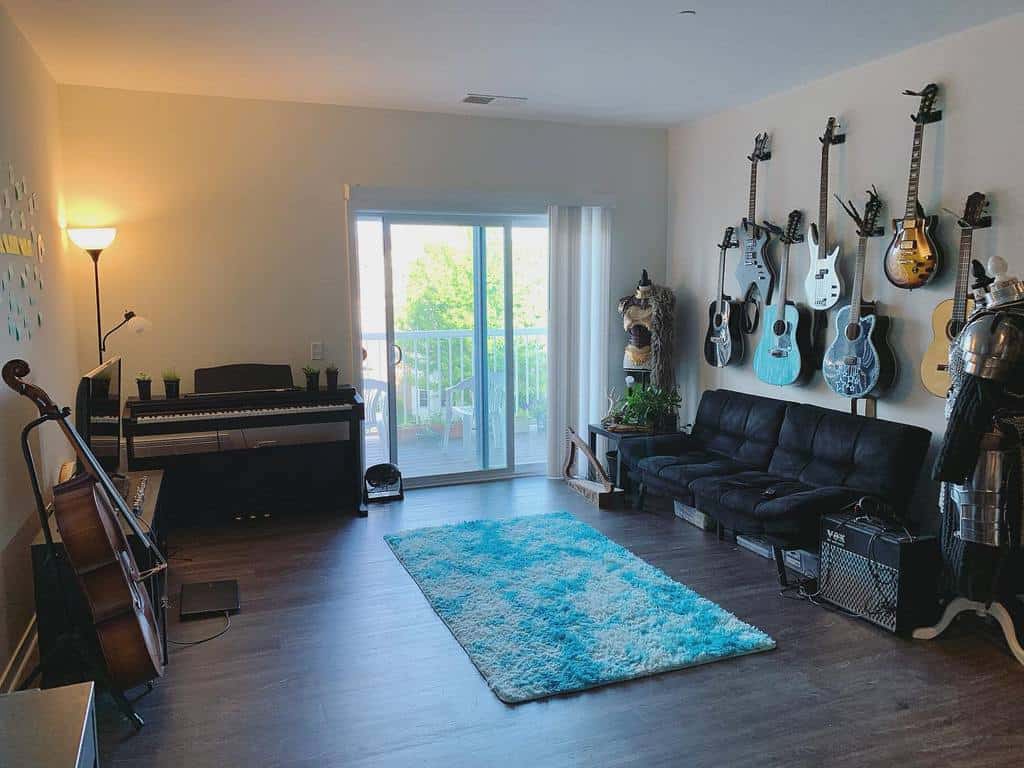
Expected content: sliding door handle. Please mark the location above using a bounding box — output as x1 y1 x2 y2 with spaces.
391 344 403 366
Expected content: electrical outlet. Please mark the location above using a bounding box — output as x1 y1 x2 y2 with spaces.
310 341 323 360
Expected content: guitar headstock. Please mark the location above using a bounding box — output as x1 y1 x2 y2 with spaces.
819 116 845 146
748 132 771 164
781 210 805 245
946 192 992 230
718 226 738 250
904 83 942 124
862 187 883 237
835 186 884 239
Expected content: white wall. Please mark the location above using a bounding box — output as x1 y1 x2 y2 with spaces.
0 5 79 667
58 86 667 395
667 15 1024 519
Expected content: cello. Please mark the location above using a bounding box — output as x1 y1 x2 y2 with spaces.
4 359 165 693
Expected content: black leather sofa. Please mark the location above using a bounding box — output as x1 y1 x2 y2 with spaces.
618 389 931 582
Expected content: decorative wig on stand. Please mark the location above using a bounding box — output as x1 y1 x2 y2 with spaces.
917 256 1024 664
617 270 676 389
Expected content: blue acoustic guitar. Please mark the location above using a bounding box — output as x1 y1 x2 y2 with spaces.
822 187 897 398
753 210 811 386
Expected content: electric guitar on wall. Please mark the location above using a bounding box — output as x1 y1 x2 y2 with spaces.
822 187 897 398
753 210 811 386
920 192 991 397
734 132 776 332
883 84 943 289
704 226 744 367
803 117 846 310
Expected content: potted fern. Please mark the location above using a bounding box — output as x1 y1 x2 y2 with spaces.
603 384 681 433
162 369 181 399
136 372 152 401
325 363 339 392
302 365 320 393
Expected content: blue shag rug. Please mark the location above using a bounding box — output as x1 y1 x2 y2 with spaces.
384 512 775 703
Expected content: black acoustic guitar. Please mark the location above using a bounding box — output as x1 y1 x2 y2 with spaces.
704 226 744 367
883 84 943 289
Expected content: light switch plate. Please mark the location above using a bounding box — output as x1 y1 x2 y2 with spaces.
310 341 323 360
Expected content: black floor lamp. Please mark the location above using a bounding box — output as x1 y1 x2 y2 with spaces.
67 227 150 364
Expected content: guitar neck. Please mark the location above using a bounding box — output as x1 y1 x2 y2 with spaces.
818 145 829 255
778 244 791 308
849 237 868 324
717 245 727 310
748 161 757 222
904 123 925 218
951 228 974 329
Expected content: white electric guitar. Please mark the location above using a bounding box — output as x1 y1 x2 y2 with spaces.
803 117 846 310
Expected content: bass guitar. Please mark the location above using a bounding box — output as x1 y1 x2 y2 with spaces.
753 210 811 386
822 187 897 398
704 226 744 367
884 84 943 289
3 359 165 693
920 192 991 397
734 132 775 332
803 117 845 310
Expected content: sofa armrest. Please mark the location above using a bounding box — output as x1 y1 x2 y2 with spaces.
617 433 697 471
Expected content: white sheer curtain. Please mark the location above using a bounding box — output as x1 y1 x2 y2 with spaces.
546 206 611 478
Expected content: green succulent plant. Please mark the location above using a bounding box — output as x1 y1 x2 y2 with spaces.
162 369 180 382
136 372 151 382
302 366 320 377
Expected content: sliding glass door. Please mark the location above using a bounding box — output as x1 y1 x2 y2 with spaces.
357 213 547 485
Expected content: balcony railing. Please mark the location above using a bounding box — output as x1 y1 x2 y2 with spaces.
362 328 547 430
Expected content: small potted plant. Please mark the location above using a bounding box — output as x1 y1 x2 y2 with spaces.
162 369 181 399
602 384 681 433
136 372 152 401
325 363 339 392
302 365 320 393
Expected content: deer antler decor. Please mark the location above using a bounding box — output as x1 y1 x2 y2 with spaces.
562 428 624 508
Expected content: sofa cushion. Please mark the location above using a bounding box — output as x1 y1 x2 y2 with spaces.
618 433 698 472
690 470 863 542
689 390 788 469
767 403 931 513
638 451 752 486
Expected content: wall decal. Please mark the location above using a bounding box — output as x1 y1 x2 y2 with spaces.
1 162 45 342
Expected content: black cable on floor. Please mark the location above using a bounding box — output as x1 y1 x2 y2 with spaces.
168 611 231 647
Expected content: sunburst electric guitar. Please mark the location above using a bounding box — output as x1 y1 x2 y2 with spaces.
704 226 744 367
920 192 991 397
884 84 943 289
754 210 811 386
823 187 897 398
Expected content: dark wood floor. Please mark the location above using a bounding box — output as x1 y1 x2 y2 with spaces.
98 478 1024 767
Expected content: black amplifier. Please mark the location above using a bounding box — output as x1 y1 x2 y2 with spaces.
818 513 941 635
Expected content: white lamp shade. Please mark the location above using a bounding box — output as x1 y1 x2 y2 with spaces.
128 315 152 335
68 227 117 251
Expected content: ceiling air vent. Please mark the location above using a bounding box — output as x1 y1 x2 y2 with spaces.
462 93 528 105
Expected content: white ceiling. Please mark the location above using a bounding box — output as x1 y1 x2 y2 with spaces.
6 1 1023 124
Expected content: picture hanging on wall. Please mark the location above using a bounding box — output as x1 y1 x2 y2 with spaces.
0 161 44 342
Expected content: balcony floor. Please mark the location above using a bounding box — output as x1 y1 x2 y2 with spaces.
364 425 547 478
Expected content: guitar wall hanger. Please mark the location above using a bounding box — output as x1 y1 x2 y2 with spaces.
904 86 943 124
942 206 992 230
819 129 846 145
762 220 804 244
836 190 885 238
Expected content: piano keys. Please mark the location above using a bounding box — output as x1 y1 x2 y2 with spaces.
123 376 366 519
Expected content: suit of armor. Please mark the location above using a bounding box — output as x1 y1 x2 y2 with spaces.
921 257 1024 663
